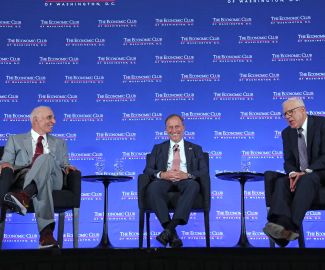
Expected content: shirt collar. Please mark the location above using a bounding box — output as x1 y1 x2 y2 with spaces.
31 129 47 143
170 139 184 149
301 117 308 131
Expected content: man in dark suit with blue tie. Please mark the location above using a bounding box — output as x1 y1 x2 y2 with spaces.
263 98 325 247
144 114 209 248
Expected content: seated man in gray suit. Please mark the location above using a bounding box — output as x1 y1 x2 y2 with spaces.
144 114 209 248
0 106 78 248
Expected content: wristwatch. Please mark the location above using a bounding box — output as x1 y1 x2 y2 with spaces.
305 168 313 174
187 173 194 179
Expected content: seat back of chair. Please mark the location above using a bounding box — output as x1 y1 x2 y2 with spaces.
0 146 4 159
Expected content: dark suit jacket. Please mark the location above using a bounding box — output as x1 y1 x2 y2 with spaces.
144 140 208 179
282 115 325 178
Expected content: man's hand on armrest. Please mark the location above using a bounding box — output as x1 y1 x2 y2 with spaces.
65 165 78 174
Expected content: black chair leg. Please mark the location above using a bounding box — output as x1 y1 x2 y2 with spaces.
139 209 144 248
73 208 79 248
204 211 210 248
0 208 7 249
269 238 276 248
266 208 275 248
146 212 150 248
298 224 305 248
57 212 65 248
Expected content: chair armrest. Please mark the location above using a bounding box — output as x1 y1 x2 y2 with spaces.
66 170 81 207
137 173 151 209
0 167 14 205
264 170 285 207
197 174 211 211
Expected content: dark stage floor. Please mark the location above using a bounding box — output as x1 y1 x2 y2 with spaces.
0 247 324 270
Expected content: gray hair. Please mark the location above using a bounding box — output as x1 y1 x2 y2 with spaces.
282 97 305 109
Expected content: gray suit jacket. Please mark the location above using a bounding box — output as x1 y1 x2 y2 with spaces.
0 132 70 172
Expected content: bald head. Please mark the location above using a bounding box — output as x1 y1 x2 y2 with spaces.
30 106 56 135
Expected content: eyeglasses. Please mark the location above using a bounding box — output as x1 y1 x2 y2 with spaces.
281 106 304 118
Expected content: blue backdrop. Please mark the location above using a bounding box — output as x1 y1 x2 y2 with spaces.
1 0 325 249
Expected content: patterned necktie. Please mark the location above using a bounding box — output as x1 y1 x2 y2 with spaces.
171 144 180 171
32 136 44 164
297 128 308 171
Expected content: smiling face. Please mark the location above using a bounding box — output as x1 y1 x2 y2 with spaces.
282 99 307 129
31 107 56 135
165 115 185 143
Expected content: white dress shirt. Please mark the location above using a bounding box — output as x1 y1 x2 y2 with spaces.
31 129 49 155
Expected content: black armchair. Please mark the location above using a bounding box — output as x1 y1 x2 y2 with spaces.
264 170 325 248
138 152 211 248
0 146 81 249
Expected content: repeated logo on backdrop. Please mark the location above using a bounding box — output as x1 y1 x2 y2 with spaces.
1 0 325 249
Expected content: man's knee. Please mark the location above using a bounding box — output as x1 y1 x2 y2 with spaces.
274 176 289 190
297 173 320 189
182 179 200 193
148 180 164 190
35 154 53 164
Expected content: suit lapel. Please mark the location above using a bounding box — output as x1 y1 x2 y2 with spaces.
23 132 33 161
47 135 56 153
184 140 192 172
289 129 299 163
161 141 170 169
306 116 314 161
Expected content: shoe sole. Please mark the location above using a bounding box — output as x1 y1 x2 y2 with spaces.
264 223 299 241
287 231 299 241
156 236 168 246
170 239 183 248
263 227 277 241
3 194 27 215
39 243 59 249
264 223 285 239
263 228 289 248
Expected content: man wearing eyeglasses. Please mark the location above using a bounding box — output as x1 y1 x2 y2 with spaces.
263 97 325 247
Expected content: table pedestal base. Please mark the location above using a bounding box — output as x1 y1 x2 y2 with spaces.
215 171 264 248
82 175 133 249
96 235 113 249
235 234 254 248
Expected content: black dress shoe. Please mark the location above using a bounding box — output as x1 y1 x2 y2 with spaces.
170 230 183 248
267 233 289 248
156 229 172 246
263 224 289 247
